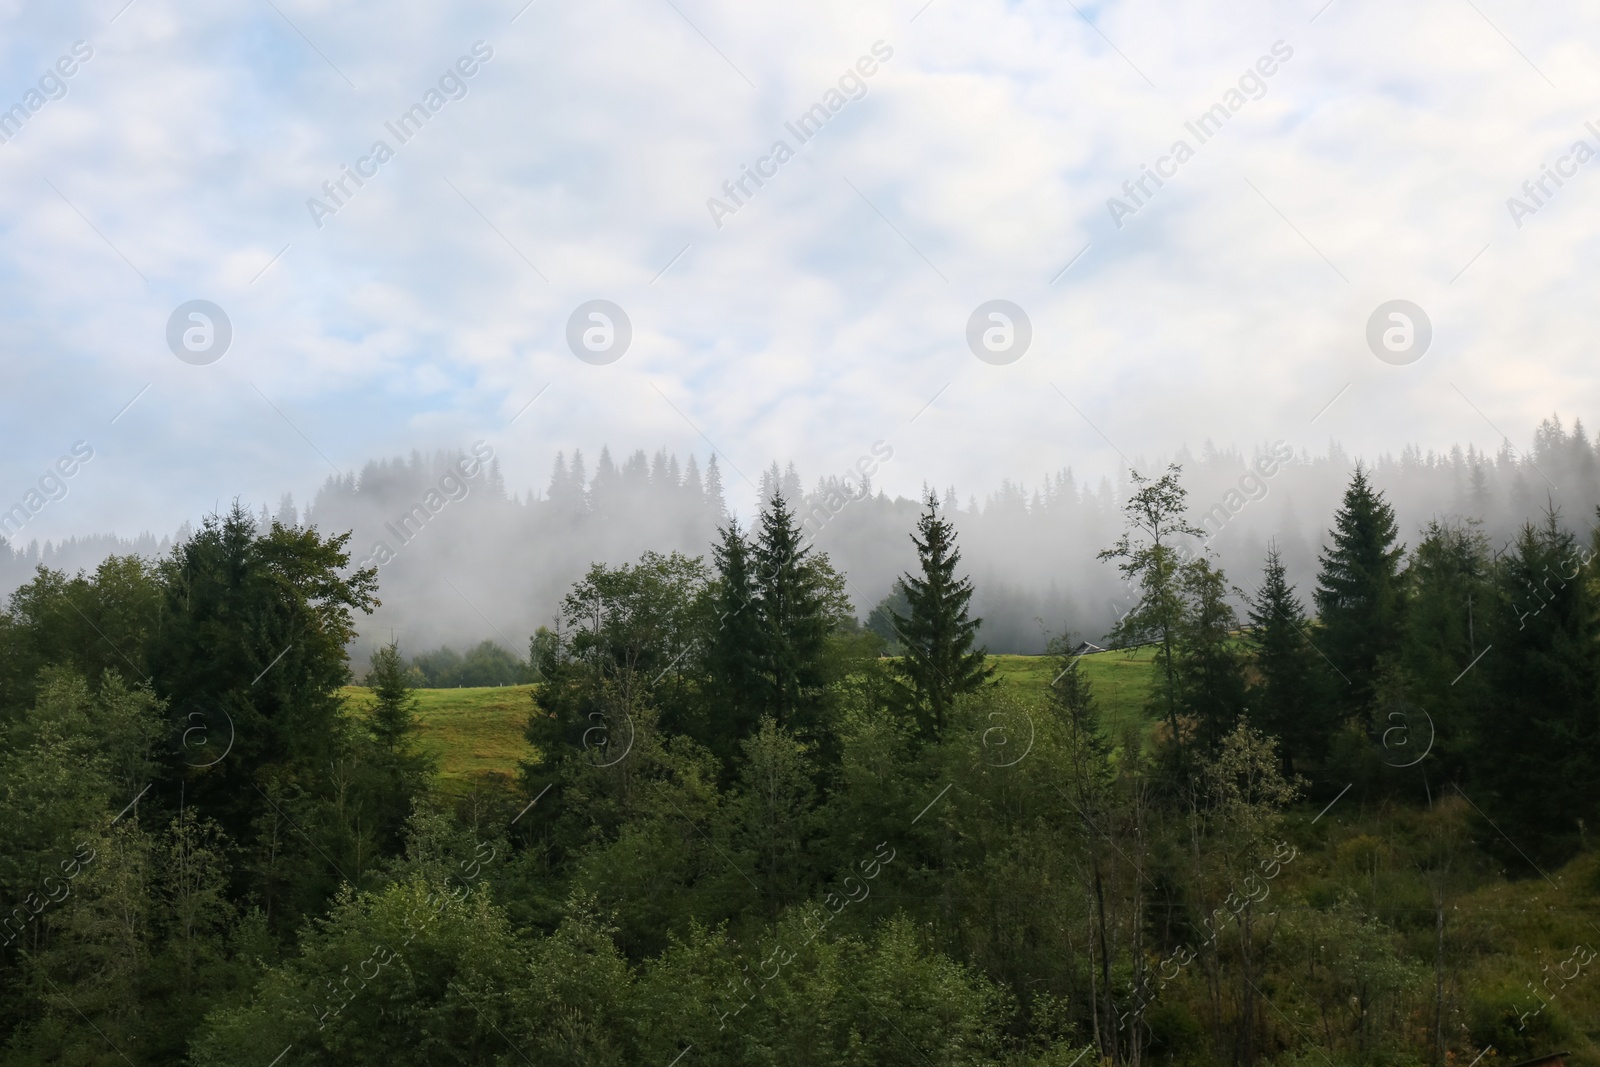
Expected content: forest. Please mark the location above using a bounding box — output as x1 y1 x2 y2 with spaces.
9 414 1600 660
1 453 1598 1067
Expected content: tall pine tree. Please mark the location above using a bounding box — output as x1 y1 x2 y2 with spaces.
1174 556 1248 754
889 492 994 740
1468 512 1600 863
367 640 422 755
704 520 765 756
1400 519 1491 769
1313 466 1405 735
752 494 836 744
1245 545 1325 773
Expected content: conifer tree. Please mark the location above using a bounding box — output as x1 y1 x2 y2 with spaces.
1400 520 1490 767
704 454 727 520
1313 466 1406 734
705 520 764 751
889 492 994 740
361 640 433 865
367 640 421 755
752 494 835 741
1245 545 1324 773
1175 556 1247 753
1469 512 1600 862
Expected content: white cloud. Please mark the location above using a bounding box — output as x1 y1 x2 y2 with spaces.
0 0 1596 539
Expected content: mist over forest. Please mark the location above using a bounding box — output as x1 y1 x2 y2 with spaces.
4 414 1597 663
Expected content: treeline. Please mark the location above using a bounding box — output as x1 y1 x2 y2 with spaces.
12 414 1600 658
1 454 1597 1065
406 640 532 688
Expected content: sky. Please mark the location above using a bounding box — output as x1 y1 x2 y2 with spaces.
1 0 1596 542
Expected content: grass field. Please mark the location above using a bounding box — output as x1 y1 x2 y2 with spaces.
991 646 1156 735
341 683 539 796
344 650 1160 794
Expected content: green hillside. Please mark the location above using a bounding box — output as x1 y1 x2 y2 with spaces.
341 681 539 795
346 650 1155 795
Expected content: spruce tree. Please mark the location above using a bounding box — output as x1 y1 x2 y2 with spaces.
1046 636 1109 754
1400 520 1490 768
1469 513 1600 863
367 640 421 755
1245 545 1324 773
1174 556 1247 753
1313 465 1405 734
363 640 434 860
889 492 994 740
705 520 765 753
704 454 726 519
752 494 833 740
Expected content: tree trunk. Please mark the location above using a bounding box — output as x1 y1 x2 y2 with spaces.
1093 852 1116 1063
1433 901 1445 1067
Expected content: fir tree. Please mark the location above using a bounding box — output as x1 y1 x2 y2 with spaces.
1469 512 1600 863
1174 556 1248 753
704 454 727 520
1313 466 1406 735
1245 545 1324 773
363 641 434 860
888 492 994 740
752 494 834 742
1047 636 1108 750
367 640 421 755
705 520 764 754
1400 520 1490 768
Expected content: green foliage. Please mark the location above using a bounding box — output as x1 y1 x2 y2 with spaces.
408 639 531 688
1467 512 1600 865
0 555 162 716
1174 556 1247 754
716 717 821 918
751 494 850 749
1314 467 1406 734
8 466 1600 1067
1245 545 1328 773
190 873 532 1066
1397 519 1491 772
368 641 422 753
888 492 996 740
704 519 764 751
866 579 912 653
148 504 379 855
1100 464 1205 768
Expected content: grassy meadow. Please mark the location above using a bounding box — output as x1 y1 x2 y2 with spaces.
342 648 1158 797
341 681 540 797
